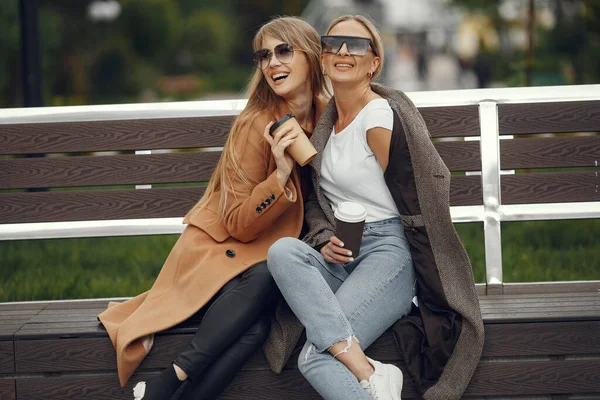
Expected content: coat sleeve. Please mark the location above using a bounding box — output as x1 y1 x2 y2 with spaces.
302 189 335 250
221 117 298 243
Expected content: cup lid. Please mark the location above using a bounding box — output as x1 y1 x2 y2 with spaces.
269 114 295 135
334 202 367 223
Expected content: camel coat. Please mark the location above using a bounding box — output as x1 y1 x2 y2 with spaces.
98 97 326 387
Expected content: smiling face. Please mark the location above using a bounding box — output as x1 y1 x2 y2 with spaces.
321 19 381 86
260 35 312 101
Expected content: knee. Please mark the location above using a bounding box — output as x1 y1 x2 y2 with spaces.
267 237 302 275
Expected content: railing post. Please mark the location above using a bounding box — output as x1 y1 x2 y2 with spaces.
479 101 503 295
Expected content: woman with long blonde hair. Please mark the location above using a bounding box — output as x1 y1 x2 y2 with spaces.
98 16 328 400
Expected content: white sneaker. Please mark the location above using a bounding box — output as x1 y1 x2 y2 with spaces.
360 357 403 400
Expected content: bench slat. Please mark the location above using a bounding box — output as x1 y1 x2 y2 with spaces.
466 359 600 396
481 291 599 299
0 142 484 190
0 177 482 224
27 309 108 324
14 319 205 340
0 107 480 156
501 135 600 169
14 321 600 374
44 301 118 310
499 100 600 135
435 140 480 171
12 359 600 399
0 306 44 340
0 380 15 400
0 116 234 155
483 310 600 323
0 341 14 373
480 295 600 308
420 105 480 138
15 372 158 400
0 303 48 312
0 152 220 190
14 370 326 400
449 175 482 206
0 324 33 341
483 321 600 357
0 187 205 224
15 335 189 373
502 171 600 204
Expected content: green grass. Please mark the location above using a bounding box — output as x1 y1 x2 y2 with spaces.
455 219 600 283
0 235 178 301
0 220 598 302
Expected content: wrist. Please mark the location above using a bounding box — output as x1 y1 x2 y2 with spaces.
276 169 290 188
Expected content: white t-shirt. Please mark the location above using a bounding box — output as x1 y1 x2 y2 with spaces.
320 98 400 223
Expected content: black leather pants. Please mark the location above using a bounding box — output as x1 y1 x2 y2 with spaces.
174 262 277 400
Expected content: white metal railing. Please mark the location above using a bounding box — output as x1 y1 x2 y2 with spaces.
1 84 600 291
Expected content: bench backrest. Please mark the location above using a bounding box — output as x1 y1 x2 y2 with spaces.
1 85 599 292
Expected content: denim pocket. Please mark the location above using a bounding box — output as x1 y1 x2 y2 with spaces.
364 221 403 237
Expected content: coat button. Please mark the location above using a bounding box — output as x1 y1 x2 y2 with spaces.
270 194 276 200
261 202 266 209
226 249 236 258
265 198 272 205
256 207 262 214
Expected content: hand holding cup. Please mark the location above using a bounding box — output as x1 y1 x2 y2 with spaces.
334 202 367 259
269 114 317 167
320 235 354 264
263 120 297 188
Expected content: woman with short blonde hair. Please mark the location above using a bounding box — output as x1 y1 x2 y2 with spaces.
269 15 483 399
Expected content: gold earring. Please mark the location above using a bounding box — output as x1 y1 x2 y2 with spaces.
367 71 373 78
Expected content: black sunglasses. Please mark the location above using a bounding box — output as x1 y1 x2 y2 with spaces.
321 35 378 57
253 43 295 70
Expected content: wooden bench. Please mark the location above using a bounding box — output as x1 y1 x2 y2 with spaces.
1 85 599 399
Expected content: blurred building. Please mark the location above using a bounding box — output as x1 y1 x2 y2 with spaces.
303 0 466 91
302 0 571 91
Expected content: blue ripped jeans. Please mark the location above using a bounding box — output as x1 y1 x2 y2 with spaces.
267 218 416 400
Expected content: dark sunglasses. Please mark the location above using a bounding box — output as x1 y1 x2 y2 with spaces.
321 35 378 57
253 43 295 70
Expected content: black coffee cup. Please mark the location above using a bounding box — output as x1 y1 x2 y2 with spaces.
334 202 367 258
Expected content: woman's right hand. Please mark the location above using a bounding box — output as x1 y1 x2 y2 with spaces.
321 236 354 264
263 121 299 188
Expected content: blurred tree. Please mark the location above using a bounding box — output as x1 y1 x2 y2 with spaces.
120 0 179 62
177 0 232 14
232 0 311 65
0 1 61 107
89 40 146 103
174 10 237 74
1 0 316 107
0 1 21 107
450 0 600 86
451 0 502 13
542 0 600 84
